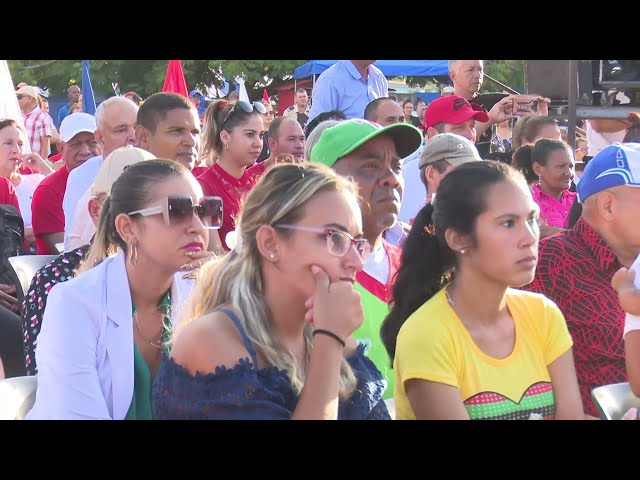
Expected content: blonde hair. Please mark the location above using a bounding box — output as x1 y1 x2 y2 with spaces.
179 162 360 399
77 159 190 275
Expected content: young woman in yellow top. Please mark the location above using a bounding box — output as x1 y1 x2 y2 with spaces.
381 161 584 420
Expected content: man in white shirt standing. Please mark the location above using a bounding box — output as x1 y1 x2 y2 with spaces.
62 96 138 251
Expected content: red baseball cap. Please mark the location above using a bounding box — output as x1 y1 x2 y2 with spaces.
424 95 489 128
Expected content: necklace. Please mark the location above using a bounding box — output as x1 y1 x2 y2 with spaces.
134 310 164 349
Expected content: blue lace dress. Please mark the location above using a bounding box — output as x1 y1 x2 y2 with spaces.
152 308 390 420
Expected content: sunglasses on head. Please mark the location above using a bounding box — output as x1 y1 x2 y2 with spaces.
128 195 223 229
222 100 267 128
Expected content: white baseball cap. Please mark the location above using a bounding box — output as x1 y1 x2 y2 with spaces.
59 112 97 143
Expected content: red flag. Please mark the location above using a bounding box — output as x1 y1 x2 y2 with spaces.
262 88 270 104
162 60 189 98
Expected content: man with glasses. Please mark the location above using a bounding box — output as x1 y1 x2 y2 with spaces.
31 113 102 254
257 100 275 162
16 85 55 161
310 118 422 400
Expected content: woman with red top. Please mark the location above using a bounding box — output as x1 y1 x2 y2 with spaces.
530 139 577 239
0 119 54 248
197 99 274 252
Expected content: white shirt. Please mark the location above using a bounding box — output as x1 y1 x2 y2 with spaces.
384 221 406 247
398 142 426 224
363 243 389 285
66 186 96 251
15 174 45 227
63 155 102 252
585 120 627 156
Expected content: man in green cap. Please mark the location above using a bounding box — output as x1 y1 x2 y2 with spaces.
310 118 422 400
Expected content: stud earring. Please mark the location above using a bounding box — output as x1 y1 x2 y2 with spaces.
123 236 128 242
460 248 466 255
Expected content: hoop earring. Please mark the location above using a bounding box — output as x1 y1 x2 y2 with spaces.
128 243 138 269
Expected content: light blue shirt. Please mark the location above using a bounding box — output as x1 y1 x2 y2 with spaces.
308 61 388 122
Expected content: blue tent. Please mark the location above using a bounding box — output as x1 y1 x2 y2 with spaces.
293 60 449 79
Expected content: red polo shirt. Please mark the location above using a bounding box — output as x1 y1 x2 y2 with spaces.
523 217 627 416
197 162 266 250
31 165 69 255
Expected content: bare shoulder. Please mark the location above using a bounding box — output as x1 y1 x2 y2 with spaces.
170 307 251 376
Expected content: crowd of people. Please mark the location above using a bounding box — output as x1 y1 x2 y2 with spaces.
1 59 639 421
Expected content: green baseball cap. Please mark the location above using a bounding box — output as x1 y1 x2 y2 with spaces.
310 118 423 168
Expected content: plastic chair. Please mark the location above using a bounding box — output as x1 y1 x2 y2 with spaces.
7 255 58 296
591 382 640 420
0 375 37 420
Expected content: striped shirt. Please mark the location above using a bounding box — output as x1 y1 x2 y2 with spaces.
22 106 54 156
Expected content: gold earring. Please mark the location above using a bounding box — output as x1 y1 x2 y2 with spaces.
128 243 138 268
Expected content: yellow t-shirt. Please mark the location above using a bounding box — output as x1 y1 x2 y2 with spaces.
394 288 573 420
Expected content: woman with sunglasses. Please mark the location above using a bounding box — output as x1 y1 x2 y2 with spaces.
27 159 220 419
198 99 275 252
153 163 390 420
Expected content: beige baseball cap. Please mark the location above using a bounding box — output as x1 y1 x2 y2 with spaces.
91 146 156 197
16 85 39 100
419 133 482 168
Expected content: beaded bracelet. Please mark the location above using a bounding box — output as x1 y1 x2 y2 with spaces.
312 329 346 348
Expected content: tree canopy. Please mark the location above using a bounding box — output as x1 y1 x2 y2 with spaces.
8 59 525 99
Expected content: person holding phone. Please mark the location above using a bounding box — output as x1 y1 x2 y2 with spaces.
153 163 390 420
28 159 215 419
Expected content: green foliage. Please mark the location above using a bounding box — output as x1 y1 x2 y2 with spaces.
483 60 525 93
7 60 309 99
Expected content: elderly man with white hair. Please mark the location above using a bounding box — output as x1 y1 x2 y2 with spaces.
62 96 139 251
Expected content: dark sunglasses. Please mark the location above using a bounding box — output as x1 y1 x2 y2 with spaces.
222 100 267 128
128 195 223 230
16 95 26 100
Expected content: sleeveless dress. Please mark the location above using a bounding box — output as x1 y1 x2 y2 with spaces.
152 308 390 420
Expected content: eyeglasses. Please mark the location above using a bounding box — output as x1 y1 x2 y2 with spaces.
264 111 275 117
128 195 223 229
274 224 371 260
222 100 267 128
16 95 26 100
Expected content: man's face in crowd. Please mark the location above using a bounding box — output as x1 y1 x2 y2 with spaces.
450 60 484 97
374 100 405 127
333 134 403 234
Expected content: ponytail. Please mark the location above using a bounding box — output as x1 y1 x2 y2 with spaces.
381 203 455 363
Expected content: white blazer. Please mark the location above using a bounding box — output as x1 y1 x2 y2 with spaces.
26 251 194 420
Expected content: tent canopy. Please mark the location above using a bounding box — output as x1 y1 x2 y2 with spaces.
293 60 449 79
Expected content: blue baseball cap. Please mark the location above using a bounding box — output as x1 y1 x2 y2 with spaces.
577 142 640 203
189 89 202 98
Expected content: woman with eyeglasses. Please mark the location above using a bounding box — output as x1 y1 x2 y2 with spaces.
198 99 274 252
27 159 221 419
153 163 390 420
